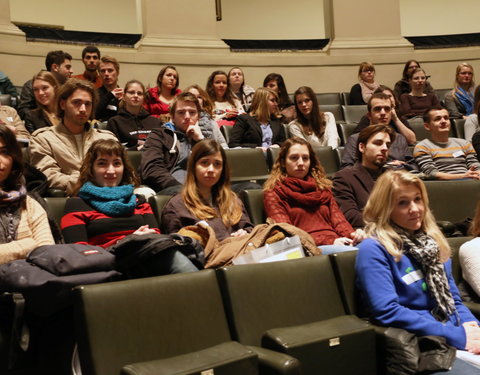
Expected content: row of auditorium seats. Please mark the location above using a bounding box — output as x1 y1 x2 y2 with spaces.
239 180 480 235
74 254 376 375
73 234 479 375
44 178 480 242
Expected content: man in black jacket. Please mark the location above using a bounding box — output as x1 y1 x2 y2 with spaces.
140 92 204 194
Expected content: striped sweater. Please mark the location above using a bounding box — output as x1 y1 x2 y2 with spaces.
61 197 160 248
413 138 480 178
0 196 54 265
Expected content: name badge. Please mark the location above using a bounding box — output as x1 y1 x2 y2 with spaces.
452 150 464 158
106 104 117 111
402 269 423 285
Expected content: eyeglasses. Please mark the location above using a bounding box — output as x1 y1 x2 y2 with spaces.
459 72 473 76
372 106 392 113
362 69 374 73
125 90 144 96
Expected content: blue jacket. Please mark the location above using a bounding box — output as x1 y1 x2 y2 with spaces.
356 237 478 349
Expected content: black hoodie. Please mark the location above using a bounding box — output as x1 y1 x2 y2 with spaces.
107 107 163 150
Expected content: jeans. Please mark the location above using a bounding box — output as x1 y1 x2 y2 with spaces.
318 244 358 255
429 357 480 374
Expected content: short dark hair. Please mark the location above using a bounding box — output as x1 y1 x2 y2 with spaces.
356 124 396 161
423 106 448 124
170 92 201 117
45 50 72 71
56 78 97 120
0 124 23 190
81 45 101 59
367 92 392 112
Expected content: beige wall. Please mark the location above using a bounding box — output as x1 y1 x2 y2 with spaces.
1 0 480 94
10 0 142 34
400 0 480 36
218 0 329 40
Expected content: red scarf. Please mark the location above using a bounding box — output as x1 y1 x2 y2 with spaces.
273 176 332 207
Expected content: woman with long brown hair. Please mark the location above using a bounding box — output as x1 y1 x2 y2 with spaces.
288 86 340 148
25 71 60 134
205 70 243 125
0 124 54 264
263 137 364 251
143 65 181 120
161 139 253 240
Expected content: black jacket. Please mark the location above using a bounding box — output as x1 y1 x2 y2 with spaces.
228 113 285 148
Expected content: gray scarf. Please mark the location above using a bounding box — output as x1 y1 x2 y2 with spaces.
0 185 27 243
399 229 456 323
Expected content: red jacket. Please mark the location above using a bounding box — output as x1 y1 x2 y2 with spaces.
143 87 181 118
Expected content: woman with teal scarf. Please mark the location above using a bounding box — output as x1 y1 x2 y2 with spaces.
444 63 475 119
61 138 197 273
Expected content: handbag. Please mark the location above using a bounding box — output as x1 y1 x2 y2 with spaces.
27 243 115 276
110 233 204 278
383 327 456 375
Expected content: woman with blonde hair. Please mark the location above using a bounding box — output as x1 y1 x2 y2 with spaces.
445 63 476 119
161 139 253 241
356 170 480 369
228 87 285 149
288 86 340 148
264 137 364 251
24 70 59 133
349 62 380 105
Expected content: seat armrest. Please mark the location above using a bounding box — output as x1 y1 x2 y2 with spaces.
246 346 301 375
121 341 257 375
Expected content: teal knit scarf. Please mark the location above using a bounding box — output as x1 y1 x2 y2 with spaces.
79 182 137 216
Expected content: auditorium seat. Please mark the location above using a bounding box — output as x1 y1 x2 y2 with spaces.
319 104 345 123
217 256 376 375
75 270 300 375
313 146 340 177
224 148 270 184
337 123 357 146
148 194 172 227
241 189 265 226
342 105 367 124
453 118 466 139
316 92 342 106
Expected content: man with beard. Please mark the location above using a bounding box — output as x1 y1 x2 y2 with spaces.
30 79 116 195
333 124 395 228
73 45 102 88
95 56 123 121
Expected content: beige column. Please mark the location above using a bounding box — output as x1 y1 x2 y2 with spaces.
140 0 227 53
328 0 412 55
